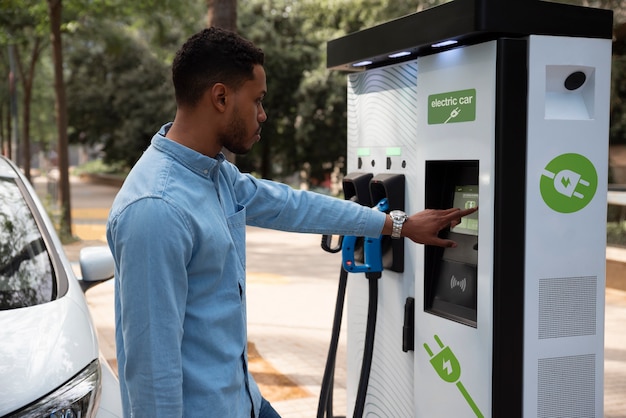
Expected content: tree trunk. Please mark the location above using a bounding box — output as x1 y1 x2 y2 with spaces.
0 102 5 156
7 45 17 161
47 0 72 238
15 38 43 183
207 0 238 164
6 91 12 160
206 0 237 31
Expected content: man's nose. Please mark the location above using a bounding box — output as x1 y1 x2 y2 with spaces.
258 105 268 123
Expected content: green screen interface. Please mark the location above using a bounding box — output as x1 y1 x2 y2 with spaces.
451 185 478 236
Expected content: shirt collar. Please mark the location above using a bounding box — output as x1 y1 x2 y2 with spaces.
152 122 225 178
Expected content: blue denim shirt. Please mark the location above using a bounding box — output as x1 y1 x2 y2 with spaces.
106 124 386 417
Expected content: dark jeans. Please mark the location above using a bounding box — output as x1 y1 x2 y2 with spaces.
258 398 281 418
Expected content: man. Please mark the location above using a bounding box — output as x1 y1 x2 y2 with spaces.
106 27 477 418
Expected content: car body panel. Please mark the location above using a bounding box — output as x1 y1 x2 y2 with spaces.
0 294 97 414
0 156 121 417
98 354 124 417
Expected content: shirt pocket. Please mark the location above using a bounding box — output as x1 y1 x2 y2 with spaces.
226 204 247 268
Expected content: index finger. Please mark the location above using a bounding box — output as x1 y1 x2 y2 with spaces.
443 206 478 220
458 206 478 217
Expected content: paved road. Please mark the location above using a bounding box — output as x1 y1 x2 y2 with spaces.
36 177 626 417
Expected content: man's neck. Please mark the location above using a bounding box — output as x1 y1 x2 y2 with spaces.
165 115 221 158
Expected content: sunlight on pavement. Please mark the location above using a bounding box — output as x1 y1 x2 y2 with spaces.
71 208 108 241
73 224 107 241
247 272 289 284
72 208 111 219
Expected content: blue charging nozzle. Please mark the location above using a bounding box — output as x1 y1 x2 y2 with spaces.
374 198 390 213
341 198 389 278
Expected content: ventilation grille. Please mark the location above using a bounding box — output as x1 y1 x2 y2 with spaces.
538 276 596 339
537 354 595 418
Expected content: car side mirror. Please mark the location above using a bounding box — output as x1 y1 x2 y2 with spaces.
78 246 115 292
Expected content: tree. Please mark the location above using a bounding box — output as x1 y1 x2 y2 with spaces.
294 0 421 187
0 0 193 238
207 0 237 30
0 47 6 155
207 0 238 163
6 45 16 161
62 3 203 168
236 0 420 186
13 38 45 183
236 1 318 180
6 0 624 195
65 21 176 168
0 1 48 181
47 0 73 238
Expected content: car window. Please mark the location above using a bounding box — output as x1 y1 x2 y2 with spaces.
0 177 56 310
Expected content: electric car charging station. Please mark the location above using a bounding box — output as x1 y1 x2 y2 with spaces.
324 1 613 417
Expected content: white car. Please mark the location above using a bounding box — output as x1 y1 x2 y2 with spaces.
0 155 122 417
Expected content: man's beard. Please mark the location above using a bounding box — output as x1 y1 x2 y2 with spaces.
219 107 257 155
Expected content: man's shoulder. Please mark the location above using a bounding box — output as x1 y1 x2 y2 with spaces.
109 158 176 220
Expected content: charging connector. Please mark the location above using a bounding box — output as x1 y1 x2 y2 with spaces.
541 168 590 199
341 198 388 278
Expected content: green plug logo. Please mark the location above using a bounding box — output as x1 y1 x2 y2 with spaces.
424 335 484 417
540 153 597 213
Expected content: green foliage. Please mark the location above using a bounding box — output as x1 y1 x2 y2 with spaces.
0 0 449 181
611 55 626 145
60 2 204 169
237 1 320 178
0 0 49 44
29 53 57 148
300 0 421 36
0 0 202 169
607 220 626 247
65 20 177 167
236 0 421 181
4 0 626 185
0 0 51 155
71 159 128 176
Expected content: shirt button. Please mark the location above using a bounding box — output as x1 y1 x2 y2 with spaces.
203 169 209 175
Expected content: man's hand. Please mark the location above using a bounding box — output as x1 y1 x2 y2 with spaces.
383 207 478 247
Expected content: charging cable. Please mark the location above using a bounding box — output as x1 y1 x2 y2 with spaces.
317 199 387 418
316 265 348 418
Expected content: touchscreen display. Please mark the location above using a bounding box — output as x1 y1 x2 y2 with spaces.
451 185 478 236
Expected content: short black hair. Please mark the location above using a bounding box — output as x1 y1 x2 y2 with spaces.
171 27 265 107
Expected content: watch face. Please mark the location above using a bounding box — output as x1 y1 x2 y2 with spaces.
390 210 406 239
390 210 407 221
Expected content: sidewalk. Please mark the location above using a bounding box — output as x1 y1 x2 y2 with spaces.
45 177 626 418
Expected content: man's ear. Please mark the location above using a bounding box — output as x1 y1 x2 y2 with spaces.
210 83 228 112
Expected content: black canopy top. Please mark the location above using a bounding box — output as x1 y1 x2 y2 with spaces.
327 0 613 71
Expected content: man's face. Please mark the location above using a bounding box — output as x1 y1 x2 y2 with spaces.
219 65 268 155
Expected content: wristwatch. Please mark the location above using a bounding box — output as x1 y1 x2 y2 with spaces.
389 210 408 239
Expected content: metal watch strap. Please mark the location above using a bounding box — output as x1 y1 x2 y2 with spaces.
390 210 407 239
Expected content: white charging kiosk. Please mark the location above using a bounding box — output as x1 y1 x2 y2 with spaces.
327 1 613 416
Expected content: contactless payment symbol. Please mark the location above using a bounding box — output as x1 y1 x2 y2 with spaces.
540 153 597 213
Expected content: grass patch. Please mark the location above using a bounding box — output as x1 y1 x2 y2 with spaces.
72 159 128 177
